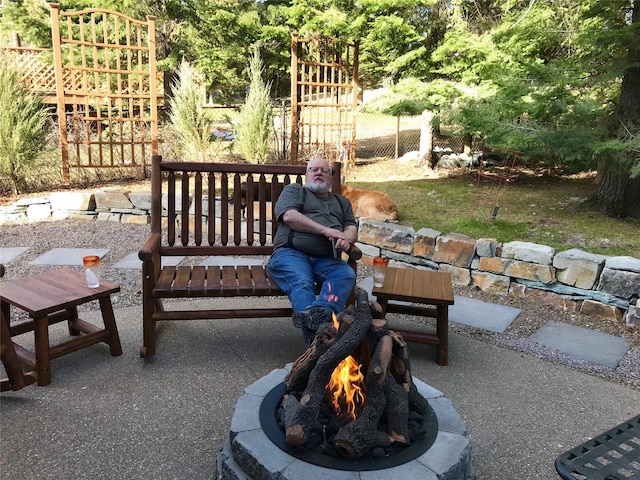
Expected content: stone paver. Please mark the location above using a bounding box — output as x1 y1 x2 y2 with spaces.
111 252 184 269
0 247 29 264
29 248 110 265
529 320 629 368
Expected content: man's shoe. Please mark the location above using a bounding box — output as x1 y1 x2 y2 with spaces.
292 306 332 330
305 306 332 331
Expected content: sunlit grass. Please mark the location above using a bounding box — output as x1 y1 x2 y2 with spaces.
352 171 640 258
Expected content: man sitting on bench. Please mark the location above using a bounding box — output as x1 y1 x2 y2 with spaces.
267 157 358 345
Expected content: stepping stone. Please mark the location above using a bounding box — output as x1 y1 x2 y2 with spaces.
112 252 185 269
30 248 110 266
529 321 629 368
449 296 521 333
0 247 29 264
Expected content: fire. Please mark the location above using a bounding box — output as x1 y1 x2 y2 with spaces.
326 314 365 420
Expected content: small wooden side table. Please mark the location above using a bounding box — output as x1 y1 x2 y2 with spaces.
1 268 122 386
373 267 454 366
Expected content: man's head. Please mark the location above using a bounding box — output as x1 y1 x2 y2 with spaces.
305 157 333 196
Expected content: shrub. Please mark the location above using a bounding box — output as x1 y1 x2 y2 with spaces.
235 48 274 164
0 53 51 194
168 60 216 161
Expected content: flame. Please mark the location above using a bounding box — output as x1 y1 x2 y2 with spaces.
327 314 365 420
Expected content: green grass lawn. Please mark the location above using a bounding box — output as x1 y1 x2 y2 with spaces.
351 167 640 258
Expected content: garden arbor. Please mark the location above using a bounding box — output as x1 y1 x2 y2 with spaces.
50 4 159 182
290 34 359 172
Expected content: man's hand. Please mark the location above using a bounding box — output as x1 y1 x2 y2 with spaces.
282 210 357 251
327 225 357 251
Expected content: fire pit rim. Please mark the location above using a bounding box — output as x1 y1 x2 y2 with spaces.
260 381 439 471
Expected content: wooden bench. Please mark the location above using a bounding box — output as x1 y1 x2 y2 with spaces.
138 155 361 358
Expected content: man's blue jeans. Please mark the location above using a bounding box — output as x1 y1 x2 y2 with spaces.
267 247 356 317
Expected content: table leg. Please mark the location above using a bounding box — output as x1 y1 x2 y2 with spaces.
436 305 449 366
98 296 122 356
1 301 27 391
67 306 81 336
33 314 52 386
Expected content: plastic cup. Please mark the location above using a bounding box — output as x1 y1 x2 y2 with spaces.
373 257 389 287
82 255 101 288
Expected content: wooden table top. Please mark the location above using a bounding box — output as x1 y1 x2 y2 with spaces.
0 268 120 316
372 267 454 305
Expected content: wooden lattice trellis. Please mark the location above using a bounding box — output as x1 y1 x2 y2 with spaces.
50 3 159 181
290 34 359 171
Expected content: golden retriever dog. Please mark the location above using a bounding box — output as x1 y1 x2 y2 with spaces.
341 184 398 222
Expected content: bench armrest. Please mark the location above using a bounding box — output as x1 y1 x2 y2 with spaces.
139 233 161 262
346 244 362 262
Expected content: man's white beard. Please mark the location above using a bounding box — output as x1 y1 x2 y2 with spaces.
307 180 331 194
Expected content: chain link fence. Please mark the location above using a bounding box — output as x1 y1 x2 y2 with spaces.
355 112 479 160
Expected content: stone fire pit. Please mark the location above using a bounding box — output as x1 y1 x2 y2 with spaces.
216 365 474 479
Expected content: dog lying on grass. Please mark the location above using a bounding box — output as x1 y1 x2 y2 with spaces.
341 184 398 222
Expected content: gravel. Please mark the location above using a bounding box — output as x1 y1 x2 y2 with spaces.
2 217 638 390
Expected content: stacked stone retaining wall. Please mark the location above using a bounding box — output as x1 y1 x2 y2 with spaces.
1 190 638 324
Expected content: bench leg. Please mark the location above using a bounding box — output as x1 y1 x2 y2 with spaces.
435 305 449 366
140 299 160 358
98 297 122 356
33 315 52 386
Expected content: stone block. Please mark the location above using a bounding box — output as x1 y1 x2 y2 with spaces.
0 212 26 223
357 218 415 254
95 190 133 209
14 196 48 206
66 212 96 220
553 248 608 289
97 212 122 222
432 233 476 268
580 299 623 322
129 192 152 210
51 210 69 220
476 238 499 257
414 227 440 259
605 256 640 274
121 214 150 225
26 203 51 220
354 242 380 260
478 256 555 284
471 271 510 295
508 283 581 312
439 264 471 286
49 191 95 211
501 241 555 265
161 193 192 213
597 268 640 300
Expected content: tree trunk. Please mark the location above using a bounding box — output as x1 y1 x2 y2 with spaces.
587 0 640 220
588 160 640 218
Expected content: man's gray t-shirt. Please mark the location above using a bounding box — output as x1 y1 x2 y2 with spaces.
273 183 356 258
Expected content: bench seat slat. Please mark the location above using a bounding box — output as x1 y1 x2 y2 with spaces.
156 267 176 292
222 266 238 294
206 266 222 294
189 266 206 294
236 266 253 294
251 265 273 295
172 266 192 293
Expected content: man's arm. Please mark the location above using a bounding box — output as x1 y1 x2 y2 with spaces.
281 209 356 252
